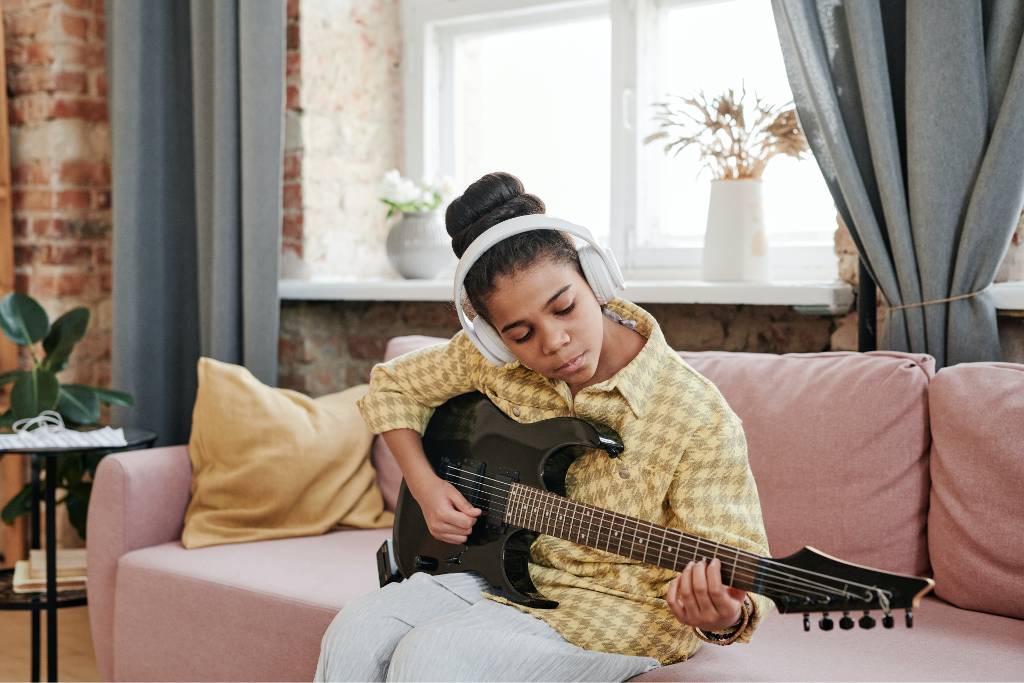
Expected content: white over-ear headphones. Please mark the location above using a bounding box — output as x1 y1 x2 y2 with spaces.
452 214 627 366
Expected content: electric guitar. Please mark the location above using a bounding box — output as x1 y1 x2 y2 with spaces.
376 392 935 632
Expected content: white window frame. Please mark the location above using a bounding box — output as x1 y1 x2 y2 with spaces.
401 0 838 282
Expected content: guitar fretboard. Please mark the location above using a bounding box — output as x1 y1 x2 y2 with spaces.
506 483 769 595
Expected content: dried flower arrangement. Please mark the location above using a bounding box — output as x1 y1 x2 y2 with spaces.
643 84 810 180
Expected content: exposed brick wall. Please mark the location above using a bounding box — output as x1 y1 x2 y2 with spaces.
281 0 303 272
4 0 111 390
286 0 403 279
277 301 837 397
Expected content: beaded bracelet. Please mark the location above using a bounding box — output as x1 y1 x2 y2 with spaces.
693 596 753 646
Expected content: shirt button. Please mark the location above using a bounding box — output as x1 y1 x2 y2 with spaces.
618 467 630 479
512 407 521 417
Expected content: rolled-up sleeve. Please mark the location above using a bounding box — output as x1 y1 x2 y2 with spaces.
667 403 775 644
355 330 484 435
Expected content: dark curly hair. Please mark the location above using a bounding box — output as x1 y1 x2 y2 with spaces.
446 171 583 325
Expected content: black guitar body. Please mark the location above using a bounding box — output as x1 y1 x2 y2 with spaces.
391 391 624 608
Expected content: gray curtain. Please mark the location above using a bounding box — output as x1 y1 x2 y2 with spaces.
107 0 284 446
773 0 1024 368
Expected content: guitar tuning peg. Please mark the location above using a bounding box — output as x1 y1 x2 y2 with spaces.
818 613 834 631
905 609 914 628
882 613 895 629
839 611 854 630
803 613 811 632
858 611 876 629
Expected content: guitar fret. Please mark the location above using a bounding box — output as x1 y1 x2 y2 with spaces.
598 508 611 552
626 518 634 561
508 485 516 526
501 484 764 593
584 505 593 547
673 529 682 571
615 512 624 556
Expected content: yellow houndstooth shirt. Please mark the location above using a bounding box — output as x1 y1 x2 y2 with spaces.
355 297 774 665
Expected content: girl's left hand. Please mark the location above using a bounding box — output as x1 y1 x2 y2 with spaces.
666 558 746 631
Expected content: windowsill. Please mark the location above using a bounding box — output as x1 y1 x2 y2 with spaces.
279 277 857 315
279 278 1024 315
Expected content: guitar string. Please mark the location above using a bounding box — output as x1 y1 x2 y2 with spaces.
446 473 847 606
445 471 864 606
443 468 866 605
445 473 844 605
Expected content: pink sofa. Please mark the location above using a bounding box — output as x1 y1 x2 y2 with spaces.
87 337 1024 681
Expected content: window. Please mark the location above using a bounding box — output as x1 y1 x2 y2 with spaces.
402 0 839 281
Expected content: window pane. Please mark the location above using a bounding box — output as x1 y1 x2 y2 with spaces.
642 0 836 248
453 17 611 245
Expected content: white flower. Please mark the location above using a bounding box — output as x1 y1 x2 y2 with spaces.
439 175 457 198
395 178 421 204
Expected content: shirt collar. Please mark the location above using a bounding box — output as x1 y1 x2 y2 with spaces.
597 298 663 418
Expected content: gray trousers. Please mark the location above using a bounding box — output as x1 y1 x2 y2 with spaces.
314 571 662 682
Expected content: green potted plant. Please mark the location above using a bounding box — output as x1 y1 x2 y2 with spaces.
0 291 134 540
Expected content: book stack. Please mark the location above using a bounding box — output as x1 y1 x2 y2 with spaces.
12 548 87 594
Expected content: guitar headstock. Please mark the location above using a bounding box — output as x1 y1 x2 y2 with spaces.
768 546 935 631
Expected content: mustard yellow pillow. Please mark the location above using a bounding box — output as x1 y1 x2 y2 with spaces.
182 357 394 549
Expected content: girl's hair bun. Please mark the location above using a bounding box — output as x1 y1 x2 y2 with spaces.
446 171 546 258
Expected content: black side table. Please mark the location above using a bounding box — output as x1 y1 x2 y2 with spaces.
0 427 157 682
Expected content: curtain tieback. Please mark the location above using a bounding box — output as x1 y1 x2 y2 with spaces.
881 284 993 313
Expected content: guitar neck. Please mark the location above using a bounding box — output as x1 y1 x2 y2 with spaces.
507 483 769 595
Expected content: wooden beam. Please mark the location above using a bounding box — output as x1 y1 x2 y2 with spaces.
0 5 28 569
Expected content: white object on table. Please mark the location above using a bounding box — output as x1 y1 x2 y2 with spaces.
0 410 127 449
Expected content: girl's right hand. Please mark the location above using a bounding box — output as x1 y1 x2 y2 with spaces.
410 475 482 544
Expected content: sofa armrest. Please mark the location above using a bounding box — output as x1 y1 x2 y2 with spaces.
86 445 192 681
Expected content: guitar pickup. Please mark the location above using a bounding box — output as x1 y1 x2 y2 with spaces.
487 467 519 529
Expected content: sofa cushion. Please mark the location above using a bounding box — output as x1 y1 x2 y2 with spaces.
927 362 1024 619
184 357 393 548
113 528 391 681
631 595 1024 681
677 351 934 577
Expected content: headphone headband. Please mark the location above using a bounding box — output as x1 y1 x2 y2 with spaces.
452 214 624 338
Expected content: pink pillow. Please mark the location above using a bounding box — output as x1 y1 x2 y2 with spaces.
680 350 935 577
927 362 1024 618
370 336 451 511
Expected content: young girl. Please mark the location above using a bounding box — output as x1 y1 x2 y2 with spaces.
314 172 772 682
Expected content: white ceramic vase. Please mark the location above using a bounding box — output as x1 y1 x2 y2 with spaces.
385 210 456 279
702 178 770 282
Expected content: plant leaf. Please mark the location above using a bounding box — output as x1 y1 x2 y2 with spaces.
86 386 134 407
0 292 50 346
57 385 101 425
41 307 90 373
0 369 25 387
65 481 91 540
1 482 33 525
11 369 60 420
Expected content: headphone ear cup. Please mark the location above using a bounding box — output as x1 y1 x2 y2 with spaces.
577 244 618 304
472 317 516 366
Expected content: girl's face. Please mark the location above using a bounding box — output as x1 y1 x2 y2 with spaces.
484 258 606 387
